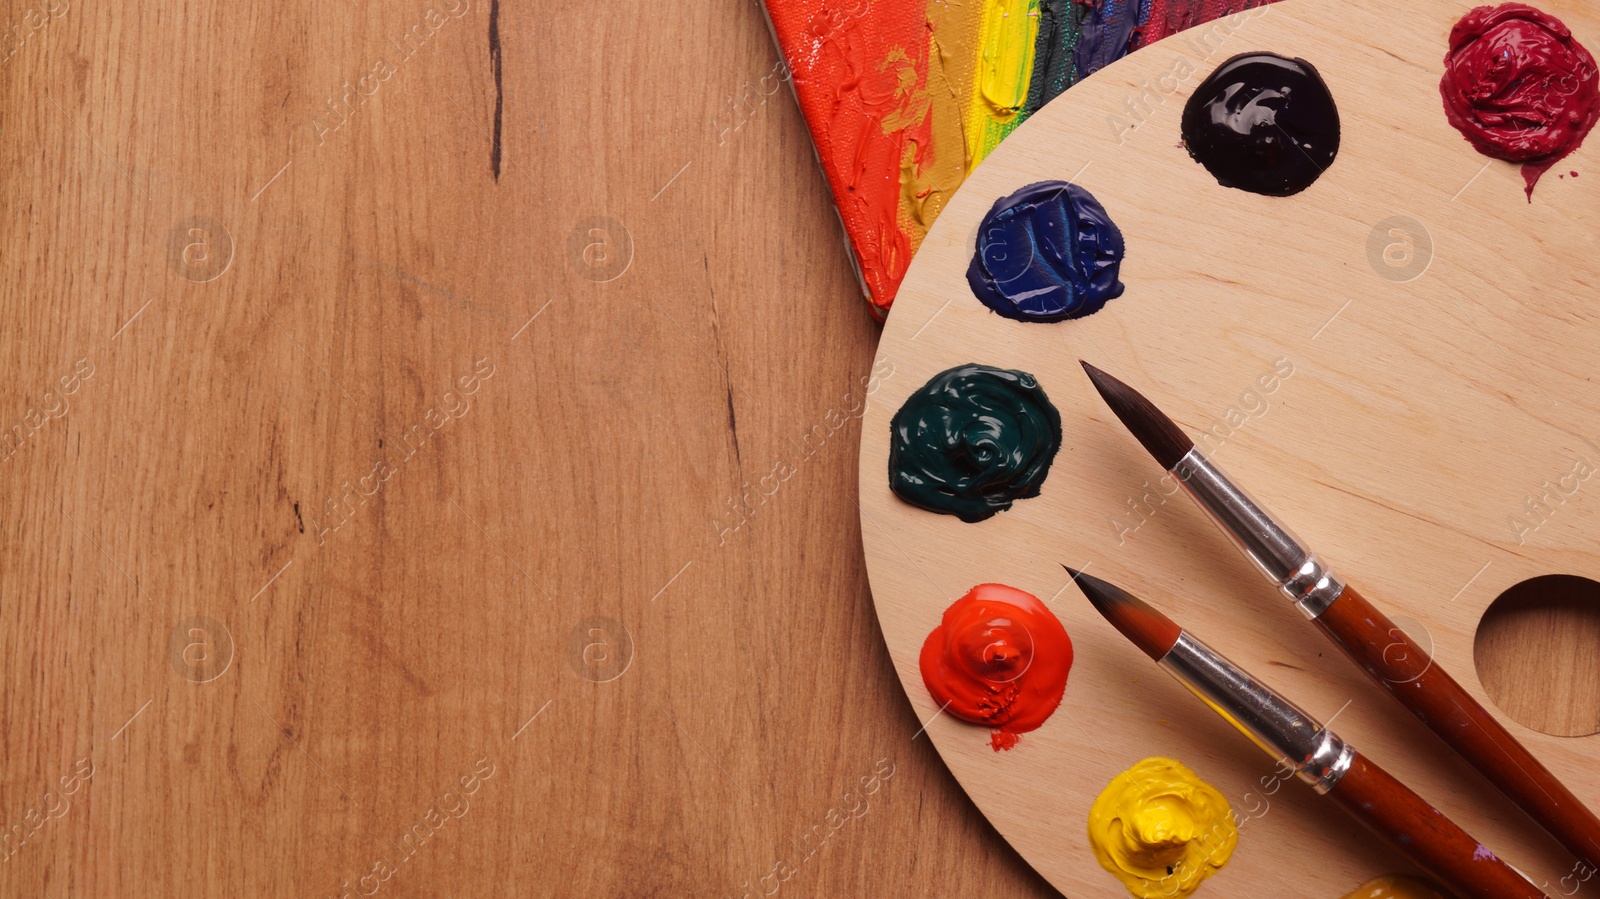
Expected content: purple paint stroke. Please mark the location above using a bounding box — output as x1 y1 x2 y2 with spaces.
1073 0 1147 78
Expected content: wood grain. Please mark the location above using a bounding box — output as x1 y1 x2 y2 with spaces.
0 0 1587 896
0 0 1060 895
861 0 1600 895
1476 575 1600 738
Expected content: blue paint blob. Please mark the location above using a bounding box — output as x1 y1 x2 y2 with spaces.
966 181 1127 323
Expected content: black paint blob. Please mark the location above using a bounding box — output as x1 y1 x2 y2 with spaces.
1181 52 1341 197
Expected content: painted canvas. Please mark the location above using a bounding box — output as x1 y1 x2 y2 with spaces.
762 0 1281 320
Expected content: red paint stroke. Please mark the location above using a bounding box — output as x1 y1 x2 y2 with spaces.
766 0 934 319
1137 0 1272 48
1441 3 1600 200
919 583 1073 751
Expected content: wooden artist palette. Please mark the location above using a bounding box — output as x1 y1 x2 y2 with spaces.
857 0 1600 895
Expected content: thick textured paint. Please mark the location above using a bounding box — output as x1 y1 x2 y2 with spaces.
965 0 1043 164
1087 757 1237 899
764 0 932 314
966 180 1126 322
888 364 1062 522
918 583 1073 751
1074 0 1141 79
1137 0 1269 48
1021 0 1081 126
1440 2 1600 199
1181 52 1341 196
1341 875 1449 899
764 0 1285 317
911 0 982 238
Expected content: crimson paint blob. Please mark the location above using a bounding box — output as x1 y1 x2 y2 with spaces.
1440 3 1600 199
918 583 1073 751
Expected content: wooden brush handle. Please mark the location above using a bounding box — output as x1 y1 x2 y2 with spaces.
1317 584 1600 871
1327 751 1547 899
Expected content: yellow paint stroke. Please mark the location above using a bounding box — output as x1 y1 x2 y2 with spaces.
965 0 1039 168
883 0 979 255
876 47 930 132
1087 757 1237 899
881 0 1039 260
872 45 938 257
915 0 984 241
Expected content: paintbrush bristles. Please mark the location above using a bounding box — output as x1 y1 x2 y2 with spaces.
1064 568 1182 661
1079 361 1195 470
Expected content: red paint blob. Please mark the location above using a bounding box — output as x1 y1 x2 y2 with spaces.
918 583 1073 751
1440 3 1600 200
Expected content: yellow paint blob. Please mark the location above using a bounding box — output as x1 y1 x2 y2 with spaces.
1087 757 1238 899
1341 875 1449 899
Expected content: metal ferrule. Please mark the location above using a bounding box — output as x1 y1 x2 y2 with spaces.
1160 631 1355 794
1170 448 1345 618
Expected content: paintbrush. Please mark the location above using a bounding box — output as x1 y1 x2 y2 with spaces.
1080 360 1600 873
1067 568 1545 899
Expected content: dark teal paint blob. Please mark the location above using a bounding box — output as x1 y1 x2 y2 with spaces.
889 364 1063 523
966 181 1127 324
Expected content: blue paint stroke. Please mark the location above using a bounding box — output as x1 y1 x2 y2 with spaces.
1073 0 1143 78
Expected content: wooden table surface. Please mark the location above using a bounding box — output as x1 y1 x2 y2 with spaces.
0 1 1587 895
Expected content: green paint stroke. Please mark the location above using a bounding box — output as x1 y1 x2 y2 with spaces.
1018 0 1081 128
